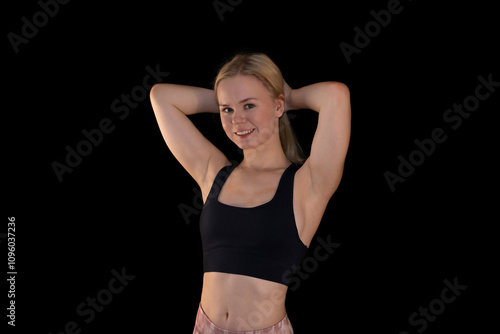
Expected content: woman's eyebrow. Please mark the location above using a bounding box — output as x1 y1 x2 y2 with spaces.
239 97 257 103
219 97 258 107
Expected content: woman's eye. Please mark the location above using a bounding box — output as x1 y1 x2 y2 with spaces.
222 107 233 113
244 104 255 109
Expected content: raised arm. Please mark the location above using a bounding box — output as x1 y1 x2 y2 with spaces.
150 84 230 194
287 81 351 244
288 81 351 200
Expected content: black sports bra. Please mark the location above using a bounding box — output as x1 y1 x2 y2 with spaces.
199 162 308 285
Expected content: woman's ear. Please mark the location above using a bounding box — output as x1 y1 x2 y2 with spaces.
275 94 285 117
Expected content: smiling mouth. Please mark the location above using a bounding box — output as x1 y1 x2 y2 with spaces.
235 129 255 136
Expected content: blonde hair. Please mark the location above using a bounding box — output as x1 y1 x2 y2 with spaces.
214 53 305 164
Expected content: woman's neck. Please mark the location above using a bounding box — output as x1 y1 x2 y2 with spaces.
239 136 290 171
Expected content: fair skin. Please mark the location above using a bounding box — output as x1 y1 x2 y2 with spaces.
150 74 350 330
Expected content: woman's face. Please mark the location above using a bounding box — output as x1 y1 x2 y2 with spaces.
217 74 284 150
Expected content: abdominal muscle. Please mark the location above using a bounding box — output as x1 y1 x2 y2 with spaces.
200 272 288 331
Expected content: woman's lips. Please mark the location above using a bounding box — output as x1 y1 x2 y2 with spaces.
235 128 255 137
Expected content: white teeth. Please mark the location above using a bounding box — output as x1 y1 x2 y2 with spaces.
236 129 254 135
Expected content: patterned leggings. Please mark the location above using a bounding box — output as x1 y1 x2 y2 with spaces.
193 304 294 334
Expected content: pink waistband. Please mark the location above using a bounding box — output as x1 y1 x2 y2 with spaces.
193 303 294 334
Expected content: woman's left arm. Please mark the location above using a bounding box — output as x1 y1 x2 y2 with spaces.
286 81 351 200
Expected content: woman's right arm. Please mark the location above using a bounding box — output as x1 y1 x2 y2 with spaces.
150 84 230 191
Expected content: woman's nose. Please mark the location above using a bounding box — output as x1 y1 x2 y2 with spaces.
232 109 246 124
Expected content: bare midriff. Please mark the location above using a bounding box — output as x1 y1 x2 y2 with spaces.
200 272 288 331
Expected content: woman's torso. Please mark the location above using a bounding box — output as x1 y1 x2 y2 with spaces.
199 162 317 331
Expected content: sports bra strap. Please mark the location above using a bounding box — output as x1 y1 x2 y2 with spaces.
207 163 238 200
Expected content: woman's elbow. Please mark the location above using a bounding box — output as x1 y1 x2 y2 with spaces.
329 81 350 100
150 83 167 101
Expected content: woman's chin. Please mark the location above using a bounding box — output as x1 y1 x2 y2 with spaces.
232 136 255 150
235 143 253 151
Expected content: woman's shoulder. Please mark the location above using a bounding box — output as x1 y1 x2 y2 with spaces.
200 157 235 203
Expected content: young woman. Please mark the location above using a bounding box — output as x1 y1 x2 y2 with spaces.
150 53 351 333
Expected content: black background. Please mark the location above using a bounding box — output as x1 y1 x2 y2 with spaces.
4 0 498 333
